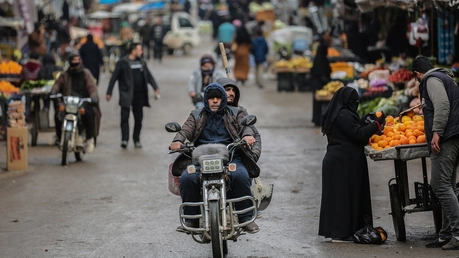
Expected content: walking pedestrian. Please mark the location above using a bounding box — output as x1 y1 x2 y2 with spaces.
251 27 268 88
106 43 160 149
319 87 385 242
139 19 152 60
79 34 104 85
232 22 251 85
412 56 459 250
151 18 165 63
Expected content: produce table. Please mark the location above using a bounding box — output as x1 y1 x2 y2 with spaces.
21 87 54 146
273 67 311 92
365 143 441 241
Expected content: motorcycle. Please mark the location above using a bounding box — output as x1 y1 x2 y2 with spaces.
50 94 95 166
165 115 264 258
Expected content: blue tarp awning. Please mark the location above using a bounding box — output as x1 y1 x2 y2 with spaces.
139 2 165 11
99 0 120 4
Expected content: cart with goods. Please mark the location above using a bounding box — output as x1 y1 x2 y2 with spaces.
365 111 441 241
20 80 55 146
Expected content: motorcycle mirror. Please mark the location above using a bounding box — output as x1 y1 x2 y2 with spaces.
241 115 257 126
165 122 181 133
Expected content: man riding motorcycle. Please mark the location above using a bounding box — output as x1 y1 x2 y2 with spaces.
52 53 100 153
188 55 225 108
170 83 260 233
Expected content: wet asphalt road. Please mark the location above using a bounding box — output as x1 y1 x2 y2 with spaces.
0 36 458 258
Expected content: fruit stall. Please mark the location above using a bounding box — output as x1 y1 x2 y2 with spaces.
273 56 313 92
364 111 442 242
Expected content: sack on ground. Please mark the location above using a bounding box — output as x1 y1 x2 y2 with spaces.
352 225 387 244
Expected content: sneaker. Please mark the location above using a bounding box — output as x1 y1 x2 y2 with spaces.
121 141 128 149
86 138 95 153
242 221 259 234
176 221 198 233
426 237 451 248
134 142 142 148
442 237 459 250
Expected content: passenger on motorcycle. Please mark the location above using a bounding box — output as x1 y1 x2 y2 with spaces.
188 55 225 109
170 83 260 233
51 53 100 153
217 77 261 161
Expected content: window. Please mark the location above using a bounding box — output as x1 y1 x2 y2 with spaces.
179 18 193 28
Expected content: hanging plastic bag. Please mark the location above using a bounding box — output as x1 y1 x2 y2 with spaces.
352 224 387 244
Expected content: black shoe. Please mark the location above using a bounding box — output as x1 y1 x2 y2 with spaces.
426 237 451 248
442 237 459 250
121 141 128 149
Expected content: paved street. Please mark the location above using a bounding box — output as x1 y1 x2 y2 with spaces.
0 36 457 258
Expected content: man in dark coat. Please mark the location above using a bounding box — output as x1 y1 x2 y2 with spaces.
319 87 384 242
413 56 459 250
106 43 160 149
169 83 260 233
79 34 104 84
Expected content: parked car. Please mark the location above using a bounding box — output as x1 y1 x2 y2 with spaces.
163 12 200 55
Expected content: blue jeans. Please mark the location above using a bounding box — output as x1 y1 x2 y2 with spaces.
430 137 459 238
179 157 254 222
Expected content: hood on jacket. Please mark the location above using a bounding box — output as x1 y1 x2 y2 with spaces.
423 67 455 80
203 82 227 113
23 61 42 72
216 77 240 107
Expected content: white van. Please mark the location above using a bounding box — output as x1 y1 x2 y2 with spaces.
162 12 200 55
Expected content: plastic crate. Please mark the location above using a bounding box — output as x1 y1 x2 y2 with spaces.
277 72 294 92
296 73 313 92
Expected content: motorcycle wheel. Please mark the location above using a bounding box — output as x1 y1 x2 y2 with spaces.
61 131 71 166
209 200 223 258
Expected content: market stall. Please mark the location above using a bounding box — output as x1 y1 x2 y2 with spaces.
273 56 312 92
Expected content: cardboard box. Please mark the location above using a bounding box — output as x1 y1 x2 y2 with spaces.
6 127 28 171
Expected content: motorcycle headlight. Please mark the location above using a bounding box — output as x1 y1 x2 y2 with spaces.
66 104 78 114
201 159 223 173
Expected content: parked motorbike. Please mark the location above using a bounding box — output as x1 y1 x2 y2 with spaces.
50 94 95 166
165 115 263 258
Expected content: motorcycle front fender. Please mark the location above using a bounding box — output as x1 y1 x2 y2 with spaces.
207 188 220 201
63 114 77 132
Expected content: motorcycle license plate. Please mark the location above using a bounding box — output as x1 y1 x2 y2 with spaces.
206 180 222 185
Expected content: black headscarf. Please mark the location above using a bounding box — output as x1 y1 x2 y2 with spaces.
321 87 359 135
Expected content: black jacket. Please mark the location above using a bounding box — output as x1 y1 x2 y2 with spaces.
80 40 104 82
420 70 459 150
107 56 159 108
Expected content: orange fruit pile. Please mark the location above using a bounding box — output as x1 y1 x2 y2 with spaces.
0 60 22 74
369 111 426 151
0 80 20 93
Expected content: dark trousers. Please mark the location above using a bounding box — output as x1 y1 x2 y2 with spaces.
55 103 95 140
312 95 322 126
121 93 144 142
153 40 163 61
179 157 254 223
142 40 151 59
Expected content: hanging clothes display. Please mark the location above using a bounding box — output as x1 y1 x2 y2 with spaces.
437 10 455 64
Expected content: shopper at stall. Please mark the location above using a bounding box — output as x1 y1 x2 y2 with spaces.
319 87 385 242
79 34 104 85
412 56 459 250
28 22 47 57
310 35 331 127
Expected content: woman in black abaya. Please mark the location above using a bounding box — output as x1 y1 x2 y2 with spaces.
318 87 385 242
310 36 331 127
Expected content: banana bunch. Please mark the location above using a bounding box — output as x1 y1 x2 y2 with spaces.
275 60 294 69
290 57 313 68
323 81 344 94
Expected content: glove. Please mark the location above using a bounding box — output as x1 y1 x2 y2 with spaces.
91 98 99 105
374 111 386 125
361 113 376 125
